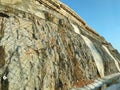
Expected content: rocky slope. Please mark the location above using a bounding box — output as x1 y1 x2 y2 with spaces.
0 0 120 90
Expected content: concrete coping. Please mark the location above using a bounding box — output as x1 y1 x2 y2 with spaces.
70 73 120 90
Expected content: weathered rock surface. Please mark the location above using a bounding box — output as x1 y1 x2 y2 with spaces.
0 0 120 90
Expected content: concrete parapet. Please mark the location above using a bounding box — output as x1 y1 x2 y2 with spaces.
70 73 120 90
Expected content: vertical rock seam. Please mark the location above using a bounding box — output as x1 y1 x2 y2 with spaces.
0 14 9 90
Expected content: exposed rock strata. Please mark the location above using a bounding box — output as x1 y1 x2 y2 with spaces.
0 0 120 90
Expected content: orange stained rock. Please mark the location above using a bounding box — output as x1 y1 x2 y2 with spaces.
72 79 94 88
25 48 35 55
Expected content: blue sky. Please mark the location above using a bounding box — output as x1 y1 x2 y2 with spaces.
61 0 120 52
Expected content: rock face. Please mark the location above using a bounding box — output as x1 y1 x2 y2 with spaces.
0 0 120 90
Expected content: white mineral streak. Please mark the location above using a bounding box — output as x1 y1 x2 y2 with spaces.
71 23 104 77
71 23 80 34
102 45 120 72
81 35 104 77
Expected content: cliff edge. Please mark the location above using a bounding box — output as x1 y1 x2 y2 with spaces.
0 0 120 90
